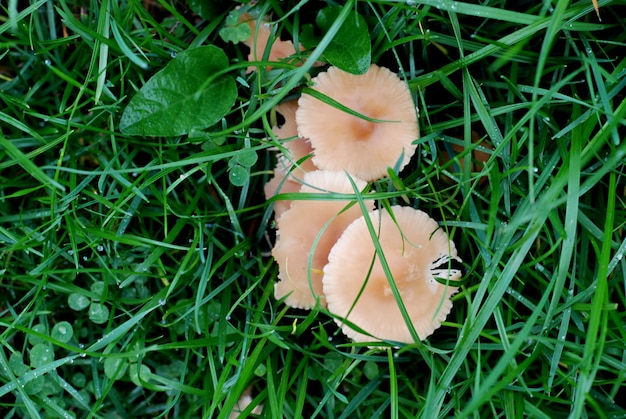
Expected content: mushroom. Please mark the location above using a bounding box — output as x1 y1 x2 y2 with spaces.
322 206 462 343
272 170 373 309
296 65 419 181
265 100 317 217
238 11 302 73
264 154 306 218
272 100 316 172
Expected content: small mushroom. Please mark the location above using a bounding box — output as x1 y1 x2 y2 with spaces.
239 12 301 73
296 65 419 181
272 170 373 309
323 206 462 343
264 154 306 218
272 100 316 172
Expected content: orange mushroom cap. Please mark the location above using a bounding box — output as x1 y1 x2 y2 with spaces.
296 65 419 181
323 206 462 343
272 170 373 309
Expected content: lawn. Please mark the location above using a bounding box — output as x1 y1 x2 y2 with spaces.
1 0 625 417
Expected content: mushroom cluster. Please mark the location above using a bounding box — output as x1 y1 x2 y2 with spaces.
255 15 462 345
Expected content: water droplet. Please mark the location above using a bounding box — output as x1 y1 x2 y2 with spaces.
97 245 104 252
44 59 51 66
159 299 166 306
82 256 88 261
68 250 74 256
225 315 231 321
170 51 177 58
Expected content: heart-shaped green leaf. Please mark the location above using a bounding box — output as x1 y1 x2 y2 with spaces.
316 7 371 75
120 45 237 136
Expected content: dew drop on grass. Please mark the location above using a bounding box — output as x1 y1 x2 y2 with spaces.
97 245 104 252
44 59 51 66
170 51 177 58
159 298 166 306
68 250 74 256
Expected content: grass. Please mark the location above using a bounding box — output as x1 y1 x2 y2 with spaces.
1 0 625 417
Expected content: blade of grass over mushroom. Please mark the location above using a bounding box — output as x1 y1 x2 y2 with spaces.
299 87 401 123
345 177 420 344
